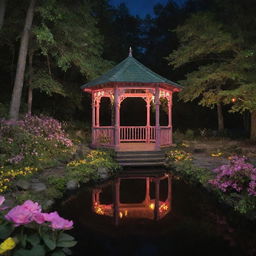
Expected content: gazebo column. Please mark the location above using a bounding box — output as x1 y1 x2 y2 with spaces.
96 100 100 127
146 97 151 143
145 177 150 204
168 95 172 144
113 177 120 226
114 86 120 149
155 86 160 150
92 93 96 145
154 178 160 220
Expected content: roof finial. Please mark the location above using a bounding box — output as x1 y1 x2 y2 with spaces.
129 46 132 57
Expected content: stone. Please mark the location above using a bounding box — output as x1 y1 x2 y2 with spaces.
15 179 30 190
97 167 109 179
66 180 79 190
45 199 54 208
31 182 47 192
31 178 40 183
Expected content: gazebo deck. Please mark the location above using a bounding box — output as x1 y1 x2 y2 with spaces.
117 143 156 151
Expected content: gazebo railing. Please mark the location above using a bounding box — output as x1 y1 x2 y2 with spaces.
93 126 115 146
120 126 156 142
92 126 171 146
160 127 172 146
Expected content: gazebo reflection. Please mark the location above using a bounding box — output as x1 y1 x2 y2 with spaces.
92 172 172 225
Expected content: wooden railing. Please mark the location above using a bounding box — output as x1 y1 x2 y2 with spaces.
120 126 156 142
93 126 114 146
92 126 171 146
160 127 172 146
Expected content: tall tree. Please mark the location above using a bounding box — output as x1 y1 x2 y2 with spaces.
0 0 6 29
9 0 36 120
166 13 237 132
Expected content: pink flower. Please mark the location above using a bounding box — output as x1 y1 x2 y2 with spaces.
33 213 45 224
5 206 33 226
43 211 73 230
0 196 5 206
5 200 42 226
23 200 41 214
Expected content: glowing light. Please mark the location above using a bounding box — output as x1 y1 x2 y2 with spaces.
231 98 236 103
159 203 168 213
124 210 128 216
119 212 123 218
149 203 155 210
95 205 104 215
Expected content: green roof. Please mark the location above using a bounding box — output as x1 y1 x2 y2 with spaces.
81 55 182 89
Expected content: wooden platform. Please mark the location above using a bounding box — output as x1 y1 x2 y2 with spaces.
117 143 156 152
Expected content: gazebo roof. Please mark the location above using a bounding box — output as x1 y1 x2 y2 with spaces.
81 55 182 90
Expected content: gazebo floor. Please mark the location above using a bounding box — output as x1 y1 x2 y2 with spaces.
117 143 156 152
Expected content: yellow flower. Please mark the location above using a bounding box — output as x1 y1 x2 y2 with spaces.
0 237 16 254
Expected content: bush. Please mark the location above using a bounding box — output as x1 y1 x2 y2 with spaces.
0 115 74 169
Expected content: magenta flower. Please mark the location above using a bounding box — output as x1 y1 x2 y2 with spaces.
43 211 73 230
5 200 42 226
33 213 46 224
0 196 6 210
22 200 41 214
5 205 33 226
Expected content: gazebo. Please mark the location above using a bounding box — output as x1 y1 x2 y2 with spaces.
81 49 181 152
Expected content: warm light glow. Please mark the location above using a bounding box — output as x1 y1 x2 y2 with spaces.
149 203 155 210
231 98 236 103
159 203 168 213
119 212 123 218
124 210 128 216
95 205 104 215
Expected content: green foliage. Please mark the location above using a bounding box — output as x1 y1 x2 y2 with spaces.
66 150 120 182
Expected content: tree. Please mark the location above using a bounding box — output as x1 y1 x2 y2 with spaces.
166 13 237 132
9 0 36 121
0 0 6 29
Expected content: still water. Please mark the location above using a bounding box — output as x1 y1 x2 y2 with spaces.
58 168 256 256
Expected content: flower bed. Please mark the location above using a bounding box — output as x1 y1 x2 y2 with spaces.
165 152 256 217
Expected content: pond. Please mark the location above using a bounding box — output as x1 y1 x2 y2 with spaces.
58 168 256 256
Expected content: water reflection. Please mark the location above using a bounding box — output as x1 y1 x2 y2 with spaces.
92 172 171 225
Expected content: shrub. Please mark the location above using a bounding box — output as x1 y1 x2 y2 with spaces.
0 115 74 169
209 156 256 196
166 149 192 163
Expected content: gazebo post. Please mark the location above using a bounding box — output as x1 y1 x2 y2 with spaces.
145 177 150 204
167 175 172 210
154 178 160 220
113 177 120 226
114 86 120 150
168 94 172 144
155 86 160 150
96 100 100 127
146 97 151 143
92 93 95 144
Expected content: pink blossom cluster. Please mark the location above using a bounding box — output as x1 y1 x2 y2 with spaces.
7 153 24 164
18 114 73 148
3 199 73 230
209 156 256 196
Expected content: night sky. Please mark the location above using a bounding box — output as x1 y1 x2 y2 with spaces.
109 0 188 17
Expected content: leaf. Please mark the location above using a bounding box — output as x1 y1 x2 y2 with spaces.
27 233 41 246
0 223 14 239
56 240 77 248
57 233 75 242
42 232 56 250
14 248 31 256
29 245 46 256
51 250 66 256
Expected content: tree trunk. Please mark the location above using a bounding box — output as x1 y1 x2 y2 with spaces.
9 0 36 121
250 111 256 140
27 49 34 114
0 0 6 30
217 102 224 132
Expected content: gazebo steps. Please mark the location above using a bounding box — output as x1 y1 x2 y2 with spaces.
116 151 165 167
